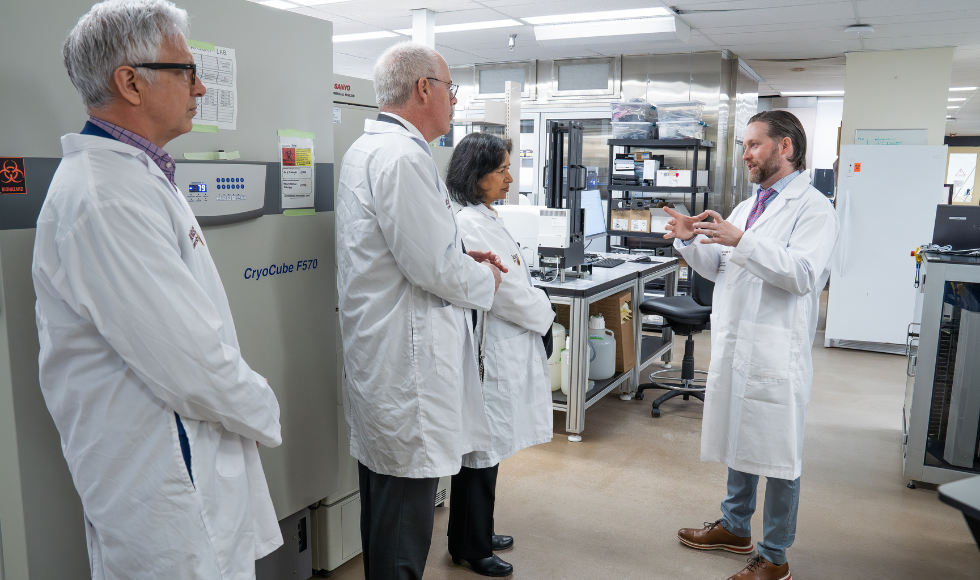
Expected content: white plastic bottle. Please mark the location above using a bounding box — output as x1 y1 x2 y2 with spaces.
588 314 617 380
549 323 566 391
560 337 571 396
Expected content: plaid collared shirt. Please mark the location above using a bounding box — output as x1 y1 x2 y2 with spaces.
87 116 177 186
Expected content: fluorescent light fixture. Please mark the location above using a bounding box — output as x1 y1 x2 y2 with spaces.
290 0 350 5
522 7 671 25
259 0 298 8
947 116 956 120
779 90 845 96
948 105 960 109
333 31 399 43
437 19 520 33
950 87 978 92
394 19 520 35
534 16 690 46
949 97 967 102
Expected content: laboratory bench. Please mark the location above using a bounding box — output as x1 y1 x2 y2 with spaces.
534 254 678 441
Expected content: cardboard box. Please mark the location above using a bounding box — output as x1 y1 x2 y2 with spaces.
655 169 708 187
629 209 650 233
554 289 636 374
610 209 631 232
649 202 689 234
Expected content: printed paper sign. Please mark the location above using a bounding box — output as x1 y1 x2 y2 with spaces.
190 43 238 131
279 134 315 209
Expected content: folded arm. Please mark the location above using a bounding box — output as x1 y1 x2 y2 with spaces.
60 200 281 446
375 157 495 311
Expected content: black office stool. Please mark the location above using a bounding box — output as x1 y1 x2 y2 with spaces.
635 270 713 417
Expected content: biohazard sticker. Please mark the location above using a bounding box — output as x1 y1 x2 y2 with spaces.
0 158 26 194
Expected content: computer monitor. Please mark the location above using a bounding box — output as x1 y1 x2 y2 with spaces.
581 189 606 240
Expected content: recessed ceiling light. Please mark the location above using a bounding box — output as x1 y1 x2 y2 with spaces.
289 0 349 5
948 105 960 109
333 31 399 43
259 0 298 8
522 7 671 25
845 24 874 34
780 90 845 96
949 87 978 92
947 116 956 120
394 19 520 35
949 97 967 102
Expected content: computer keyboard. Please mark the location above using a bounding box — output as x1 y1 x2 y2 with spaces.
590 258 625 268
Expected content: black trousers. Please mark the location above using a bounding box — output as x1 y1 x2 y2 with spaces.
447 464 499 560
358 462 439 580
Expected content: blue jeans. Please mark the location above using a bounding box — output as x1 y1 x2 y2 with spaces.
720 468 800 566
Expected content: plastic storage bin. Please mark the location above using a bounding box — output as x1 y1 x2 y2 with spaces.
657 120 707 140
655 101 705 122
611 100 656 123
611 121 653 140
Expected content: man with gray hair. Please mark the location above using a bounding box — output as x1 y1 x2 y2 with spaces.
337 42 505 580
32 1 283 578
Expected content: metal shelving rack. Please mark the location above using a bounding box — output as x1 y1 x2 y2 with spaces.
605 138 715 245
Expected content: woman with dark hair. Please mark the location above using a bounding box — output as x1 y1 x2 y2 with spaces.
444 132 555 577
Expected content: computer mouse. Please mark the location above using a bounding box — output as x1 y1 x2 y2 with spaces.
634 255 652 262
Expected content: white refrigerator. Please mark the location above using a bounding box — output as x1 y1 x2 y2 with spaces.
825 145 948 353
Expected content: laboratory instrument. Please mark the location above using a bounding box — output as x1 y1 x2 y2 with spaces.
904 252 980 486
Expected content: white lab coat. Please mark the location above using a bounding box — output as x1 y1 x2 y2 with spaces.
675 173 839 480
32 134 283 580
336 115 496 478
457 204 555 468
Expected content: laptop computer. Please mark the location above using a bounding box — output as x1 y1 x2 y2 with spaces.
932 205 980 250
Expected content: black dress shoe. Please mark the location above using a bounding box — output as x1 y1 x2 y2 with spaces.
492 534 514 551
451 554 513 577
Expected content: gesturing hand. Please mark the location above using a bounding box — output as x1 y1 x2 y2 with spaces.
693 210 743 247
468 250 509 273
663 207 709 241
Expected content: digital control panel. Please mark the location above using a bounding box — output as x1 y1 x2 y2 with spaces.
175 162 266 218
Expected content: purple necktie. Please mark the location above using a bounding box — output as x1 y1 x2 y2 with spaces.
745 188 777 230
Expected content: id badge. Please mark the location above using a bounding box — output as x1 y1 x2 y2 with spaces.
718 248 734 274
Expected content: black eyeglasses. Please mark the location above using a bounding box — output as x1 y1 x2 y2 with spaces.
132 63 197 86
426 77 459 98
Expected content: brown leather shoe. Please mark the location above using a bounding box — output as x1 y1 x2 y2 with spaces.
727 555 791 580
677 519 753 554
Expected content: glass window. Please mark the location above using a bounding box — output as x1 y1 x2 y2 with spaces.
479 68 524 95
557 62 610 91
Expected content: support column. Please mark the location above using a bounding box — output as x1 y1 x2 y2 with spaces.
503 80 521 204
412 9 435 48
840 48 953 146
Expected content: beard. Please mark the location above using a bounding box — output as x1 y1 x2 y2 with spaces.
748 145 782 184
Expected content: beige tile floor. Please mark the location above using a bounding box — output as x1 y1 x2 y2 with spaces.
330 298 980 580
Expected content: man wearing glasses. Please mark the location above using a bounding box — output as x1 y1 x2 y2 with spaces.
337 42 506 580
32 1 283 578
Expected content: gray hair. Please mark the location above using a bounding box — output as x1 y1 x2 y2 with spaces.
373 42 441 109
63 0 190 110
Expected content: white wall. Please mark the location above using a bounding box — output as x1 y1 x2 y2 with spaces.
841 48 953 147
813 97 844 169
765 96 843 179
